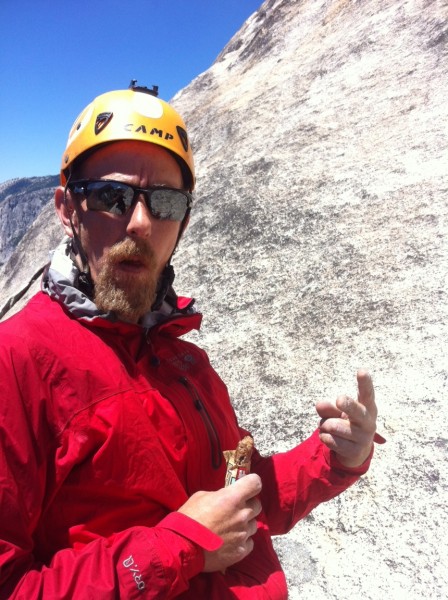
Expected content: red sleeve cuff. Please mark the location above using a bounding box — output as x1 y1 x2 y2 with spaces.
158 512 223 552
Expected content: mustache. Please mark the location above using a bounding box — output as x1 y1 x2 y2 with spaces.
106 238 154 266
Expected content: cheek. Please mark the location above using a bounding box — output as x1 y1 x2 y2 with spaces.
78 218 121 276
153 223 181 258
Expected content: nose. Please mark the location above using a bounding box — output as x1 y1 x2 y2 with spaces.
126 197 152 238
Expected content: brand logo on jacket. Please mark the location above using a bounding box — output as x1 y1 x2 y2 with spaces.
122 555 146 591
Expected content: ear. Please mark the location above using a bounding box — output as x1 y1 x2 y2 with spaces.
54 186 78 238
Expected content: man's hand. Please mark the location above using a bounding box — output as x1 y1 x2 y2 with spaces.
178 474 262 573
316 369 379 468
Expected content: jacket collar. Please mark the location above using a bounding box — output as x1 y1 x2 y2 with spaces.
42 237 198 331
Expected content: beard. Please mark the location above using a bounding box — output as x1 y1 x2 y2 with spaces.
93 238 159 323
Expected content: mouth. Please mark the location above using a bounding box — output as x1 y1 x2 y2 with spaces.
115 257 148 273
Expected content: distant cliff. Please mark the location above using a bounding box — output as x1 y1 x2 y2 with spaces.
0 175 59 267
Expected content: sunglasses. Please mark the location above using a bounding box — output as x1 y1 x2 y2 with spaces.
67 179 193 221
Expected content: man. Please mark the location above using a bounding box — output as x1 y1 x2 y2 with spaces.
0 83 381 599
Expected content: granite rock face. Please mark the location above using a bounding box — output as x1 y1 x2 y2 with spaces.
173 1 448 597
0 176 59 267
1 0 447 598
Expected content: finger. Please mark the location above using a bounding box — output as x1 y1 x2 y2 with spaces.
320 414 376 445
335 394 366 424
247 518 259 538
315 400 343 420
333 371 377 426
246 497 262 519
245 536 255 556
319 415 354 442
319 431 358 457
319 413 375 447
357 370 377 415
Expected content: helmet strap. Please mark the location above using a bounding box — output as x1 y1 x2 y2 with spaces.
151 264 175 311
64 178 95 297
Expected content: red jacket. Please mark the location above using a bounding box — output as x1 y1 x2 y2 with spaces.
0 288 370 599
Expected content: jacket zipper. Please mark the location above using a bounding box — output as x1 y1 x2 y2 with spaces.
179 376 223 470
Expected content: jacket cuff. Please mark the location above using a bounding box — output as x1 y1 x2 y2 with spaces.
158 512 223 552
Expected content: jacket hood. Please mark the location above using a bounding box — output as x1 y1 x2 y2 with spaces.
42 237 197 329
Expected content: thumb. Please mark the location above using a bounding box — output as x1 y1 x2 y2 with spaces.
231 473 262 499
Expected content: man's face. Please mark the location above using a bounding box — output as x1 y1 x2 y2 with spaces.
61 140 185 322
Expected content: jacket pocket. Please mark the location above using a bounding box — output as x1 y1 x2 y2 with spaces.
179 376 223 470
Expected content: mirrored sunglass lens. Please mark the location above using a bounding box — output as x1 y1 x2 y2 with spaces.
150 189 188 221
86 182 134 215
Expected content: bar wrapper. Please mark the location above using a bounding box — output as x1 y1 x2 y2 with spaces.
223 436 254 487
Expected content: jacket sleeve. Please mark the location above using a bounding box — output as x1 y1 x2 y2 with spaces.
250 428 373 536
0 511 219 600
0 338 221 600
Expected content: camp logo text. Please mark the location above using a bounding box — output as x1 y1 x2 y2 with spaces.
124 124 189 151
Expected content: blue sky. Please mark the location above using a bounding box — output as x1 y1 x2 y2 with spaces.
0 0 262 183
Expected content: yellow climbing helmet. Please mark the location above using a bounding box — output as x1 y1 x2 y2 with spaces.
60 82 195 190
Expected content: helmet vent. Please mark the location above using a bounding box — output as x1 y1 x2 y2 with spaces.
94 112 113 135
176 126 189 152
